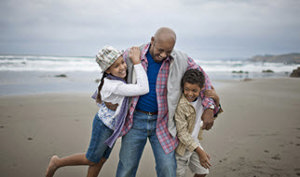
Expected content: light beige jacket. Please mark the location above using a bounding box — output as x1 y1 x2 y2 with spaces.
175 94 203 156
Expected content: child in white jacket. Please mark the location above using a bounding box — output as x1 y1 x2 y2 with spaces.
45 46 149 177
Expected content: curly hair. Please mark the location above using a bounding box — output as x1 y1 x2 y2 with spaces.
180 69 205 90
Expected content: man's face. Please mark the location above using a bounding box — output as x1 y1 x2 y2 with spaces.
149 37 175 63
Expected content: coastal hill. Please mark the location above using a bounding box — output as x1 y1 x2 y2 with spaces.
248 53 300 64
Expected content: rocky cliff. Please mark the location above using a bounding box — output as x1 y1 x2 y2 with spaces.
248 53 300 64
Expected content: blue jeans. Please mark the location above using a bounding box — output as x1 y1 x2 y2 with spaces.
116 111 176 177
85 114 114 163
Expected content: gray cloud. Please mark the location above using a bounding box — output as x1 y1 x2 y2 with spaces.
0 0 299 59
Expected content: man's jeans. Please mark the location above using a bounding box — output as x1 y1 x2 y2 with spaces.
116 111 177 177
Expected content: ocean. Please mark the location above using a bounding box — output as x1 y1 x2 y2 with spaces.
1 54 299 96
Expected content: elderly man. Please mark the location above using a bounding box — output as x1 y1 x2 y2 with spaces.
116 27 220 177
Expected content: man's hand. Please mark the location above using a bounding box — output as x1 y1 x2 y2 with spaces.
201 109 215 130
104 102 118 111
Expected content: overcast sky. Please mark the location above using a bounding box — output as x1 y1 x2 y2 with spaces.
0 0 299 59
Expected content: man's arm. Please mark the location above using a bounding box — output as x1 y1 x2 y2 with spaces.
205 86 223 117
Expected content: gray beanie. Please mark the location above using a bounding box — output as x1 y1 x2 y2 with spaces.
96 45 123 72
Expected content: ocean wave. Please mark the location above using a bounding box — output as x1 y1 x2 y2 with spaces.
0 55 98 71
1 55 299 73
197 60 300 73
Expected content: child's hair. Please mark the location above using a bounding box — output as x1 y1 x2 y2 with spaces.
96 72 107 103
95 45 123 104
181 69 205 90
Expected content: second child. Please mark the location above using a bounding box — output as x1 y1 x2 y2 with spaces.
175 69 221 177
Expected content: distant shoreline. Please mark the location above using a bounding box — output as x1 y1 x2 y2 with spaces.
248 53 300 64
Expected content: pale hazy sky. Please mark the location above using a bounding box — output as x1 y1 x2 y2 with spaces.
1 0 299 59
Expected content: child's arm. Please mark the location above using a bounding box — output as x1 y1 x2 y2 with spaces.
104 47 149 97
175 103 200 153
175 104 211 169
195 146 211 169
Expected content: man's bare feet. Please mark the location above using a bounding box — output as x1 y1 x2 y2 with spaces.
45 155 59 177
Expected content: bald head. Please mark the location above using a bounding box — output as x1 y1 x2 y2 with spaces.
149 27 176 63
154 27 176 44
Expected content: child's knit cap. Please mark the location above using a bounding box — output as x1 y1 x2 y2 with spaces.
96 45 123 72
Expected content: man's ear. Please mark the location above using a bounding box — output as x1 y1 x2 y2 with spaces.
150 36 155 45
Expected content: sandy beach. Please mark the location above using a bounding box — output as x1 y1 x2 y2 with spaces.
1 78 300 177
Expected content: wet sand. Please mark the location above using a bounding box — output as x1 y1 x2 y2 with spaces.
0 78 300 177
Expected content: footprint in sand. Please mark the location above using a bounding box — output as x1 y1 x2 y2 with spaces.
248 133 260 136
252 165 262 169
271 154 281 160
219 157 228 163
295 168 300 176
266 133 278 136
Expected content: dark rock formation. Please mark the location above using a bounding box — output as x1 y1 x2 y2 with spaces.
262 69 274 73
55 74 67 78
290 67 300 77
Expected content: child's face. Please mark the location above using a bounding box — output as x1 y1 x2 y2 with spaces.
183 82 202 102
106 56 127 79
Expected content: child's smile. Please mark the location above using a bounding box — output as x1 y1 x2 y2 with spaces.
183 82 202 102
106 56 127 79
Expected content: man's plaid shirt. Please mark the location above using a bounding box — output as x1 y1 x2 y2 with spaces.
120 43 214 154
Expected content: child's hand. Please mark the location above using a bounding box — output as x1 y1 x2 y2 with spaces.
129 47 141 65
195 147 211 169
205 86 219 106
199 150 211 169
104 102 118 111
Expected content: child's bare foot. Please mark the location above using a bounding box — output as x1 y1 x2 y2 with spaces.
45 155 59 177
